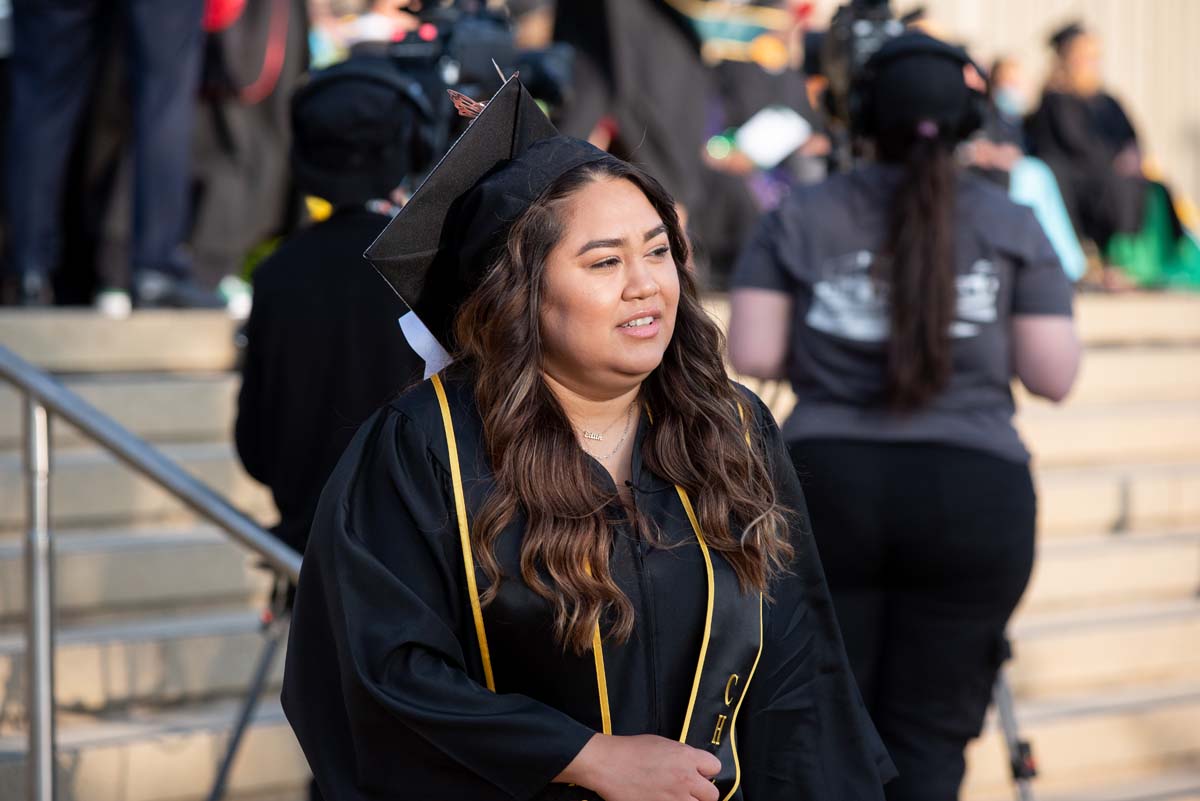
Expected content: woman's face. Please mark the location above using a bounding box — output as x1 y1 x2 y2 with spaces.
538 176 681 394
1063 34 1102 94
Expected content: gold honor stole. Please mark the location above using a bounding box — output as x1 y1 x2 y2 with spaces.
432 375 764 801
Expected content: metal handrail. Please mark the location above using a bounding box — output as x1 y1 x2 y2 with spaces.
0 344 301 801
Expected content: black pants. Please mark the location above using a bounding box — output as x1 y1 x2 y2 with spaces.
4 0 204 285
1047 159 1145 251
789 440 1036 801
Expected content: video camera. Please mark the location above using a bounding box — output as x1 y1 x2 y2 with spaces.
821 0 906 127
387 0 573 165
803 0 907 168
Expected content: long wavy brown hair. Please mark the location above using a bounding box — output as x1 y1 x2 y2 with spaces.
453 159 793 655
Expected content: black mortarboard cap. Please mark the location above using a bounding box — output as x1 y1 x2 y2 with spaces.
364 75 616 351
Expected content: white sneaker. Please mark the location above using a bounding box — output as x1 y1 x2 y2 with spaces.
95 289 132 319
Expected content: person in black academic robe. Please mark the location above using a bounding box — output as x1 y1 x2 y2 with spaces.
552 0 710 213
1025 23 1145 252
235 56 427 556
234 206 421 553
281 75 893 801
284 372 894 800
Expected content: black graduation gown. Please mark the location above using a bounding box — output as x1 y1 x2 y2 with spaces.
552 1 711 212
235 208 423 554
1025 90 1145 247
281 374 895 800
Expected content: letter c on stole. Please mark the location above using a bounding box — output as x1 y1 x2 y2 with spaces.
724 673 740 706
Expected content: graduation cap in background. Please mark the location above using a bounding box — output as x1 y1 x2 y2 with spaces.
364 75 616 377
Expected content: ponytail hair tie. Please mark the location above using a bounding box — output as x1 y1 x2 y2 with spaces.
916 120 940 139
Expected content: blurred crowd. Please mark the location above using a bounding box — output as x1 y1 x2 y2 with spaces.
0 0 1197 315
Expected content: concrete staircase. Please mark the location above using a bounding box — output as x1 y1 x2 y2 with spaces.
0 310 301 801
0 293 1196 800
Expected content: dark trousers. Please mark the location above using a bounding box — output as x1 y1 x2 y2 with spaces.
789 439 1036 801
4 0 204 285
1047 159 1146 251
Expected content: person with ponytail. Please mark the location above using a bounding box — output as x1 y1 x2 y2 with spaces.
282 76 894 801
728 33 1080 801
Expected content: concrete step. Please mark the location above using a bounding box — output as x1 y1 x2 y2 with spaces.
1009 599 1200 699
1022 530 1200 613
1037 460 1200 536
964 679 1200 799
0 609 285 716
969 771 1200 801
1032 769 1200 801
1075 294 1200 346
0 443 274 533
1019 401 1200 467
0 309 240 373
1019 346 1200 406
0 525 270 623
0 373 238 450
0 697 307 801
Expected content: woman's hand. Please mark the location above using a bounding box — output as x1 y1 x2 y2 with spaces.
557 733 722 801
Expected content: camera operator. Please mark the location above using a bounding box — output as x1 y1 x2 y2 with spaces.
727 33 1081 800
235 55 426 564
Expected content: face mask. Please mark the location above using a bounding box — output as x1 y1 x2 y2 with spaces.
993 88 1025 119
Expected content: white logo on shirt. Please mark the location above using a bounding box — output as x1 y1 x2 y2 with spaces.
806 251 1000 342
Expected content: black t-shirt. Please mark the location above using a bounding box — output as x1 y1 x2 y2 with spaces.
731 163 1074 462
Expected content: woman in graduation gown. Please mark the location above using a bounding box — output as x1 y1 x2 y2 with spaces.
1025 23 1145 254
281 76 895 801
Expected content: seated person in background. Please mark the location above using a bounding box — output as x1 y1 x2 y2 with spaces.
235 56 426 558
1027 22 1200 289
1025 23 1144 283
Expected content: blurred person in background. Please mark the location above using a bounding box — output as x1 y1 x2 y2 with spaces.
235 56 426 569
690 1 833 284
728 33 1081 800
235 63 427 801
1025 22 1143 285
161 0 309 311
987 56 1027 141
1027 21 1200 290
553 0 710 215
2 0 222 308
555 0 823 289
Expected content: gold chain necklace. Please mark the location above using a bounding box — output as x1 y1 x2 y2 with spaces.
581 400 635 442
582 403 634 461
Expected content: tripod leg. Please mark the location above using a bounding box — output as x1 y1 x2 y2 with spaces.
206 618 288 801
993 666 1037 801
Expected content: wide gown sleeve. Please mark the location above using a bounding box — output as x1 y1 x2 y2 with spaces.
281 407 596 801
737 394 897 800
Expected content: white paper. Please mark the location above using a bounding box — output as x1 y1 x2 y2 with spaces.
735 105 813 170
